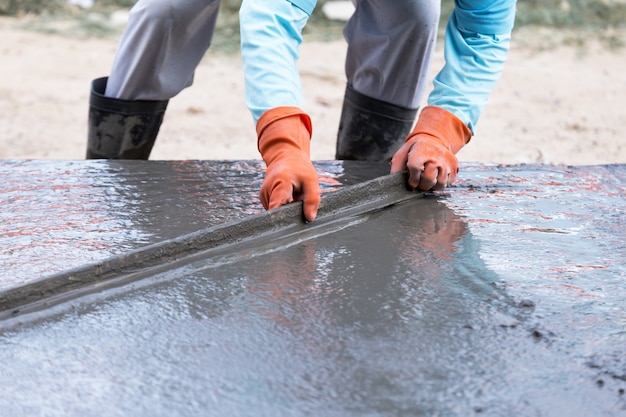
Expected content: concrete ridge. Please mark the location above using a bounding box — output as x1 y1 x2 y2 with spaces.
0 172 421 321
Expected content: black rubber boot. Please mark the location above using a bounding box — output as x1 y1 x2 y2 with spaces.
86 77 169 159
335 85 418 161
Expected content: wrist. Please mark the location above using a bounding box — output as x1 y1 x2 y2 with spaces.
257 107 313 164
409 106 471 154
256 107 312 140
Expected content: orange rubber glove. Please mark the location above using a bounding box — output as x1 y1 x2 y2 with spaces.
390 106 471 191
257 107 320 222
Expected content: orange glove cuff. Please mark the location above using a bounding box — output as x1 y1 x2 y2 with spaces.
256 107 312 158
408 106 472 154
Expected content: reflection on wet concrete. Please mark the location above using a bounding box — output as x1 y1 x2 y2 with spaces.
0 161 625 416
0 160 262 288
0 160 356 289
450 164 626 412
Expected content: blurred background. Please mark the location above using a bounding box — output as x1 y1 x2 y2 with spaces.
0 1 624 163
1 0 625 50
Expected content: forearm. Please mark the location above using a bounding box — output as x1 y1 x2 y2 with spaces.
428 0 517 134
239 0 313 123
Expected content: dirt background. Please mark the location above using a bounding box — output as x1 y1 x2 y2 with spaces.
1 16 625 166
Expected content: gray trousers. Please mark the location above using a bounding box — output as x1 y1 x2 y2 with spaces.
106 0 439 111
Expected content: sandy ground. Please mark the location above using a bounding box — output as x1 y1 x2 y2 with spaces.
1 16 625 166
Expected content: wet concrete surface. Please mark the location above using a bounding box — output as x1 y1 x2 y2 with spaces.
1 160 264 288
0 164 417 316
0 160 389 290
0 160 625 416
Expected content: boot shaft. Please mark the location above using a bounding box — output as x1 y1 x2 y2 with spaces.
336 85 417 161
86 77 169 160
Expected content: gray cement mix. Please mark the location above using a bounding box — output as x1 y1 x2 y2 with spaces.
0 160 625 416
0 166 421 317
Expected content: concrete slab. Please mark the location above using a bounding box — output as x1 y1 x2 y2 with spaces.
0 160 388 290
1 162 419 317
0 161 625 416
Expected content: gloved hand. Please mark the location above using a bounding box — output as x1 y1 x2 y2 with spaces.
390 106 471 191
257 107 320 222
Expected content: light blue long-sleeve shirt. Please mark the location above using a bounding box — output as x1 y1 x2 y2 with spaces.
430 1 516 133
240 0 517 134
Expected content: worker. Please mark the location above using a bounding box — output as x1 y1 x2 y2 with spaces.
86 0 517 222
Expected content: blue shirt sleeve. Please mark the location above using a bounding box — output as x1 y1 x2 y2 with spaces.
288 0 316 15
239 0 315 123
428 0 516 134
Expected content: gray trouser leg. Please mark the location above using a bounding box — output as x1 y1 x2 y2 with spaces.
106 0 221 101
87 0 220 159
336 0 440 161
344 0 440 109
